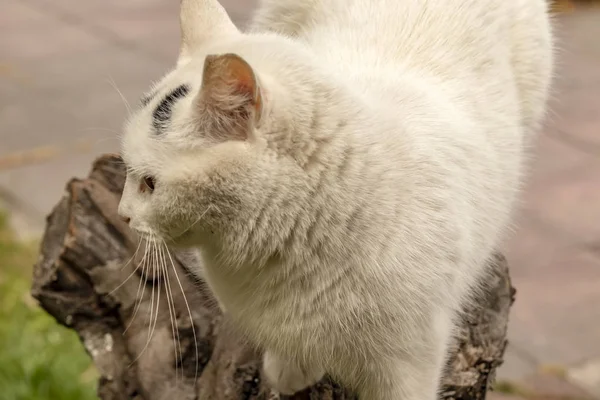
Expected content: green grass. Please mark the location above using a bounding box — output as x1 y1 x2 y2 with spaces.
0 212 98 400
493 380 531 397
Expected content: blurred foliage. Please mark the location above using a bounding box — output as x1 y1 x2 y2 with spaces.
0 212 98 400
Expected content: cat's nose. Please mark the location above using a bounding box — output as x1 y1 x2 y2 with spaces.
120 215 131 224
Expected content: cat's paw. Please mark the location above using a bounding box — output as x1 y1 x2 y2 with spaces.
262 351 324 395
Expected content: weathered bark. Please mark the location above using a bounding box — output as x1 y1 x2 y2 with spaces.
31 154 515 400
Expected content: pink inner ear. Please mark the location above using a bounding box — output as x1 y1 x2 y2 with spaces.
229 62 255 97
201 53 262 119
196 54 264 141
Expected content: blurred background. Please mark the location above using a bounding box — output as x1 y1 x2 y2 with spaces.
0 0 599 399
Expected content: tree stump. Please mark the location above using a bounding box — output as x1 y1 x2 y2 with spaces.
31 154 515 400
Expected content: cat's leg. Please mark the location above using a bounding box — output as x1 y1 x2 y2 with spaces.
356 359 442 400
262 350 325 395
355 312 453 400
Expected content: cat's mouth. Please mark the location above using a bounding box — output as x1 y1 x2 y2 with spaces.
131 228 160 243
131 227 192 248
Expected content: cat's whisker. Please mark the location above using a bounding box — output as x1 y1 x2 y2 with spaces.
149 242 162 346
169 253 184 384
130 238 162 366
106 76 132 115
124 239 151 334
122 238 143 271
123 164 147 176
120 240 142 281
157 244 175 376
164 243 199 381
108 238 143 296
146 239 157 341
90 137 119 147
159 241 182 384
171 204 220 240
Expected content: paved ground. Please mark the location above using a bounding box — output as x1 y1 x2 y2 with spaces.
1 0 599 397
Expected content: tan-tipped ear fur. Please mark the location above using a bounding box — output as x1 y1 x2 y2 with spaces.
196 53 263 140
178 0 238 65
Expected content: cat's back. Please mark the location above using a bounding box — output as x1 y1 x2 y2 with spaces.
254 0 552 131
305 0 510 65
277 0 549 70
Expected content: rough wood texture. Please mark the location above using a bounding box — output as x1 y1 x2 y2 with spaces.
31 154 515 400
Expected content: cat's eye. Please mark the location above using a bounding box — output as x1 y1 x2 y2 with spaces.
140 176 155 193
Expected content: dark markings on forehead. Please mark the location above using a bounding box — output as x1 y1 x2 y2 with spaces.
152 84 191 133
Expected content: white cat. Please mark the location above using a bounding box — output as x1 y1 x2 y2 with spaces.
118 0 553 398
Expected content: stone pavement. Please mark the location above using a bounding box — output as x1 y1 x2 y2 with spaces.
499 6 600 397
1 0 599 397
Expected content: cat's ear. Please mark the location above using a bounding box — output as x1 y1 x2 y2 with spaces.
178 0 239 66
196 53 263 140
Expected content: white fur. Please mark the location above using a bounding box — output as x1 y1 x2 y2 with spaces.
118 0 553 398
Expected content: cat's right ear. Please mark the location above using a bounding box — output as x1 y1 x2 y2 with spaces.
194 53 263 141
178 0 239 66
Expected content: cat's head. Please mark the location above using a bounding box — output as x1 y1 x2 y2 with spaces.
118 0 281 247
